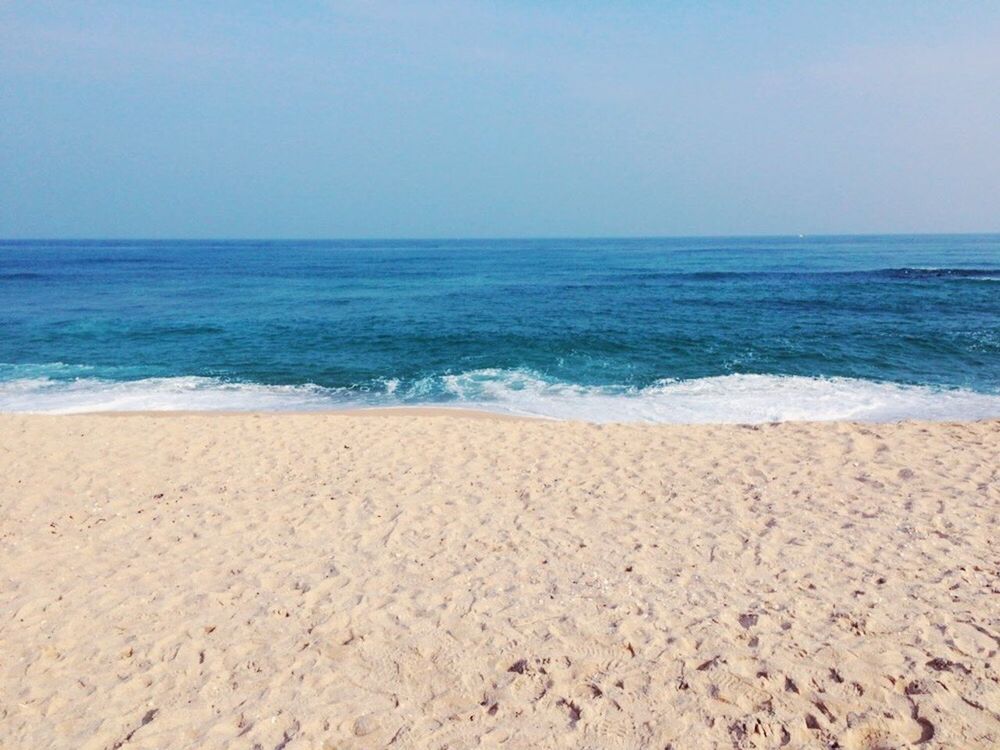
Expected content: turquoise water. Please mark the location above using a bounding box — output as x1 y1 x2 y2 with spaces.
2 235 999 421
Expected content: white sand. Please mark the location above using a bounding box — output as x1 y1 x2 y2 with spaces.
1 414 998 749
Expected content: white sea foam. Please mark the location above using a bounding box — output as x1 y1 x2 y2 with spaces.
2 370 999 423
434 370 1000 423
0 376 343 414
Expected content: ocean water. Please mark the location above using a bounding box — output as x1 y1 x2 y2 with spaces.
2 235 999 422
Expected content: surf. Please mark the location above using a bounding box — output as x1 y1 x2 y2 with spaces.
3 368 999 423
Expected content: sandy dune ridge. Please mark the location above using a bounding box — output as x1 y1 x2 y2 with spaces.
1 413 998 749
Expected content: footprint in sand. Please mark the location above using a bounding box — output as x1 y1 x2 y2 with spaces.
840 710 932 750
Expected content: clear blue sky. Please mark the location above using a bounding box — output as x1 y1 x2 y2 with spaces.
2 1 998 238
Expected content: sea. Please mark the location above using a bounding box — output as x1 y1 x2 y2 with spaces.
2 235 999 422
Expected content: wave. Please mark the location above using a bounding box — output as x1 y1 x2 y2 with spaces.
609 267 1000 283
1 368 999 423
0 376 342 414
877 267 1000 281
434 370 1000 422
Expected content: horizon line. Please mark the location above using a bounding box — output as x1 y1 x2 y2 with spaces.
2 231 999 243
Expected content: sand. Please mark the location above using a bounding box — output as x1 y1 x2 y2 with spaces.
1 414 998 749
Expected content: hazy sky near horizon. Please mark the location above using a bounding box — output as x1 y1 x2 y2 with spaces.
2 1 999 238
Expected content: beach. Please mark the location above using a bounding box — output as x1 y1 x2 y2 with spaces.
1 413 997 749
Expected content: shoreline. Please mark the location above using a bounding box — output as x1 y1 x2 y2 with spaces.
76 406 539 421
11 407 1000 428
5 371 1000 424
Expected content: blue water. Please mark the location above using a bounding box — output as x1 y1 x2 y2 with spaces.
2 235 999 421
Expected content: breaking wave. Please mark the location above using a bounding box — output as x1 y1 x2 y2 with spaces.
2 367 999 423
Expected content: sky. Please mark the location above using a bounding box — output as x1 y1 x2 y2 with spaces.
1 1 999 238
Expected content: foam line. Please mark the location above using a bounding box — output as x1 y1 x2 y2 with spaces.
2 369 999 423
